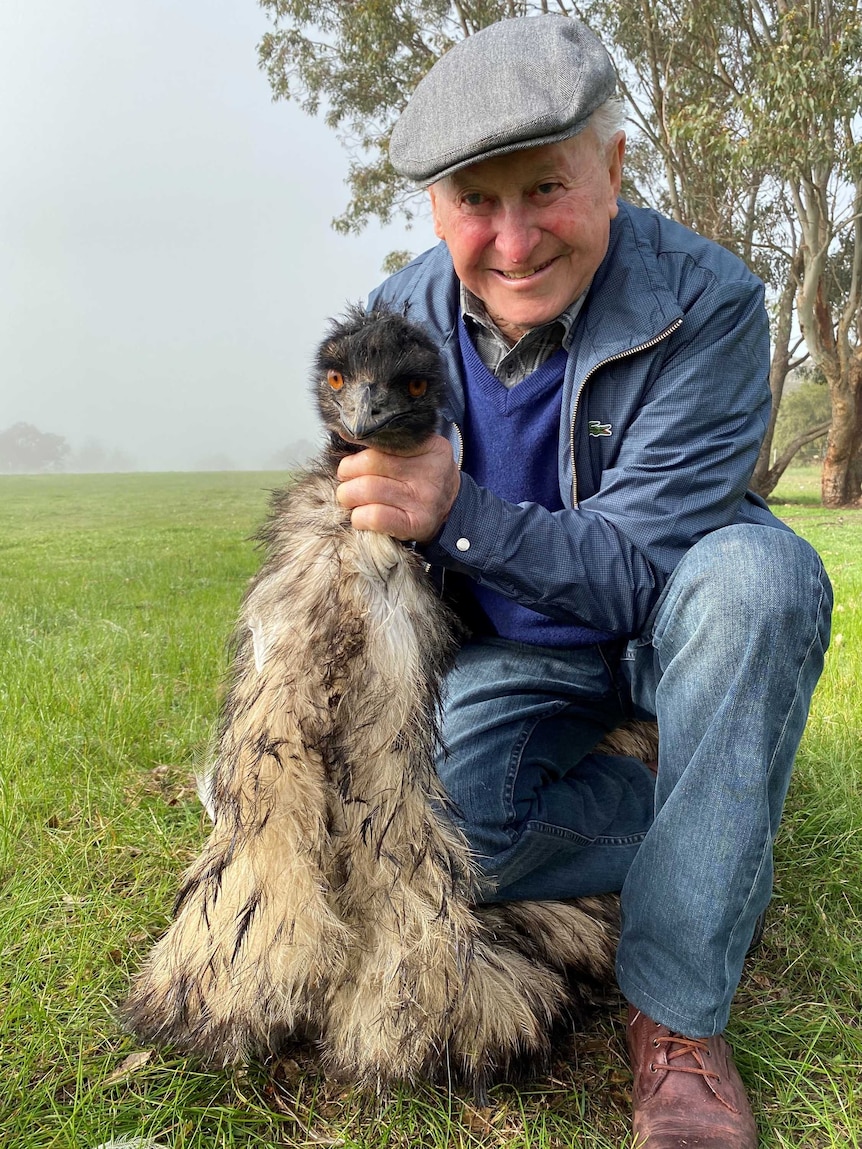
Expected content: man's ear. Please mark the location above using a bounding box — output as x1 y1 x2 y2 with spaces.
428 184 446 241
608 132 625 206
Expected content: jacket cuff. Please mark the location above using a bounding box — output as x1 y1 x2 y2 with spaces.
421 473 505 580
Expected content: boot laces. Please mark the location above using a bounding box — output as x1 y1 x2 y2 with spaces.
651 1031 721 1082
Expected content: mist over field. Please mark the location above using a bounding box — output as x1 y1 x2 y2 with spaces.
1 0 425 473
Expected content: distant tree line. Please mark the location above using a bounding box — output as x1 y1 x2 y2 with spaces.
0 423 316 474
259 0 862 505
0 423 137 474
0 423 69 473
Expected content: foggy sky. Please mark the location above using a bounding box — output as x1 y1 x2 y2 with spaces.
1 0 433 470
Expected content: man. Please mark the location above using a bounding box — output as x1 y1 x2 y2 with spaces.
335 15 832 1147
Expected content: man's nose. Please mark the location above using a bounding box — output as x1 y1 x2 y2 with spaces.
494 204 541 265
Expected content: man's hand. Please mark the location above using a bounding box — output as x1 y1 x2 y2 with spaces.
335 434 460 543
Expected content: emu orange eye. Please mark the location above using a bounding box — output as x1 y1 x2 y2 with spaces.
408 379 428 398
327 370 344 391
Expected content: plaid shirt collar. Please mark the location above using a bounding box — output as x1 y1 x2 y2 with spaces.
460 283 589 388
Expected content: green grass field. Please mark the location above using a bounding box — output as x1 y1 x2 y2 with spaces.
1 467 860 1148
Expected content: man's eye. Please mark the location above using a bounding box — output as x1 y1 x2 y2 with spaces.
535 182 560 196
461 192 487 207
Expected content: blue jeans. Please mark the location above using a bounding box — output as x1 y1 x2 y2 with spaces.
437 525 832 1036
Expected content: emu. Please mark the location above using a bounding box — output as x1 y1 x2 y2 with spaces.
123 306 643 1093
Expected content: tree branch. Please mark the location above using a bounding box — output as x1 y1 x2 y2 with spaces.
754 419 831 497
451 0 471 38
774 420 832 467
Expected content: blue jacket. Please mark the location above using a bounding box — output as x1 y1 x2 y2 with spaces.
369 200 786 638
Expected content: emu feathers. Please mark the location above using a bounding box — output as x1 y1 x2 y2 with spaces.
122 306 623 1089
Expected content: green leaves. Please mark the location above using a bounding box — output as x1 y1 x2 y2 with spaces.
257 0 468 233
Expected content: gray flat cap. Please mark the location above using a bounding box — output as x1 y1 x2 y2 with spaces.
390 15 615 186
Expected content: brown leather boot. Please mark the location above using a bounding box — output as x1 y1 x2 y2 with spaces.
626 1004 758 1147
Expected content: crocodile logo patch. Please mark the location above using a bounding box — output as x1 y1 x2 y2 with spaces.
588 420 613 437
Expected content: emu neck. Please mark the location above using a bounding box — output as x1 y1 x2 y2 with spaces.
323 432 364 472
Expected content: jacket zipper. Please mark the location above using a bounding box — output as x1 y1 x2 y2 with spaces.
451 420 464 471
569 319 683 507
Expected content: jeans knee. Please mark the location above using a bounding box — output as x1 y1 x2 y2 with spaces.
657 526 832 654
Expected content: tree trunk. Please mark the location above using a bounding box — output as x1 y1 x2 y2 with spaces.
751 261 799 497
821 359 862 507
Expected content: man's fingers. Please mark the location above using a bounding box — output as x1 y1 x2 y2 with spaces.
335 475 411 512
336 436 448 482
336 446 422 482
348 503 416 539
336 476 430 540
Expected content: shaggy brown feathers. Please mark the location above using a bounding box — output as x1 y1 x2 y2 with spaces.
123 306 648 1090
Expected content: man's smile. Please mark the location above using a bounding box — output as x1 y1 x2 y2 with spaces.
494 256 558 281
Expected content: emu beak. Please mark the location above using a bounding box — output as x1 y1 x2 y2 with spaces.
339 383 399 442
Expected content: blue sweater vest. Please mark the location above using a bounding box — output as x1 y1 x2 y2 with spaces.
458 319 614 647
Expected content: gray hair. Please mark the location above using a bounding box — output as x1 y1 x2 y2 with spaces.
586 96 627 148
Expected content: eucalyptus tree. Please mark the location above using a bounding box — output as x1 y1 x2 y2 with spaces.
598 0 862 506
751 0 862 507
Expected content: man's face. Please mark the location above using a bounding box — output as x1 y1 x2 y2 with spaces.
429 131 624 341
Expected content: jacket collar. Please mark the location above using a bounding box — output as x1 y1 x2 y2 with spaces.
582 201 684 360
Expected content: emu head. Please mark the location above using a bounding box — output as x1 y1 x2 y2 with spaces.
314 306 446 454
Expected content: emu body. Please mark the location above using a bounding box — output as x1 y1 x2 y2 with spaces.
123 308 623 1088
